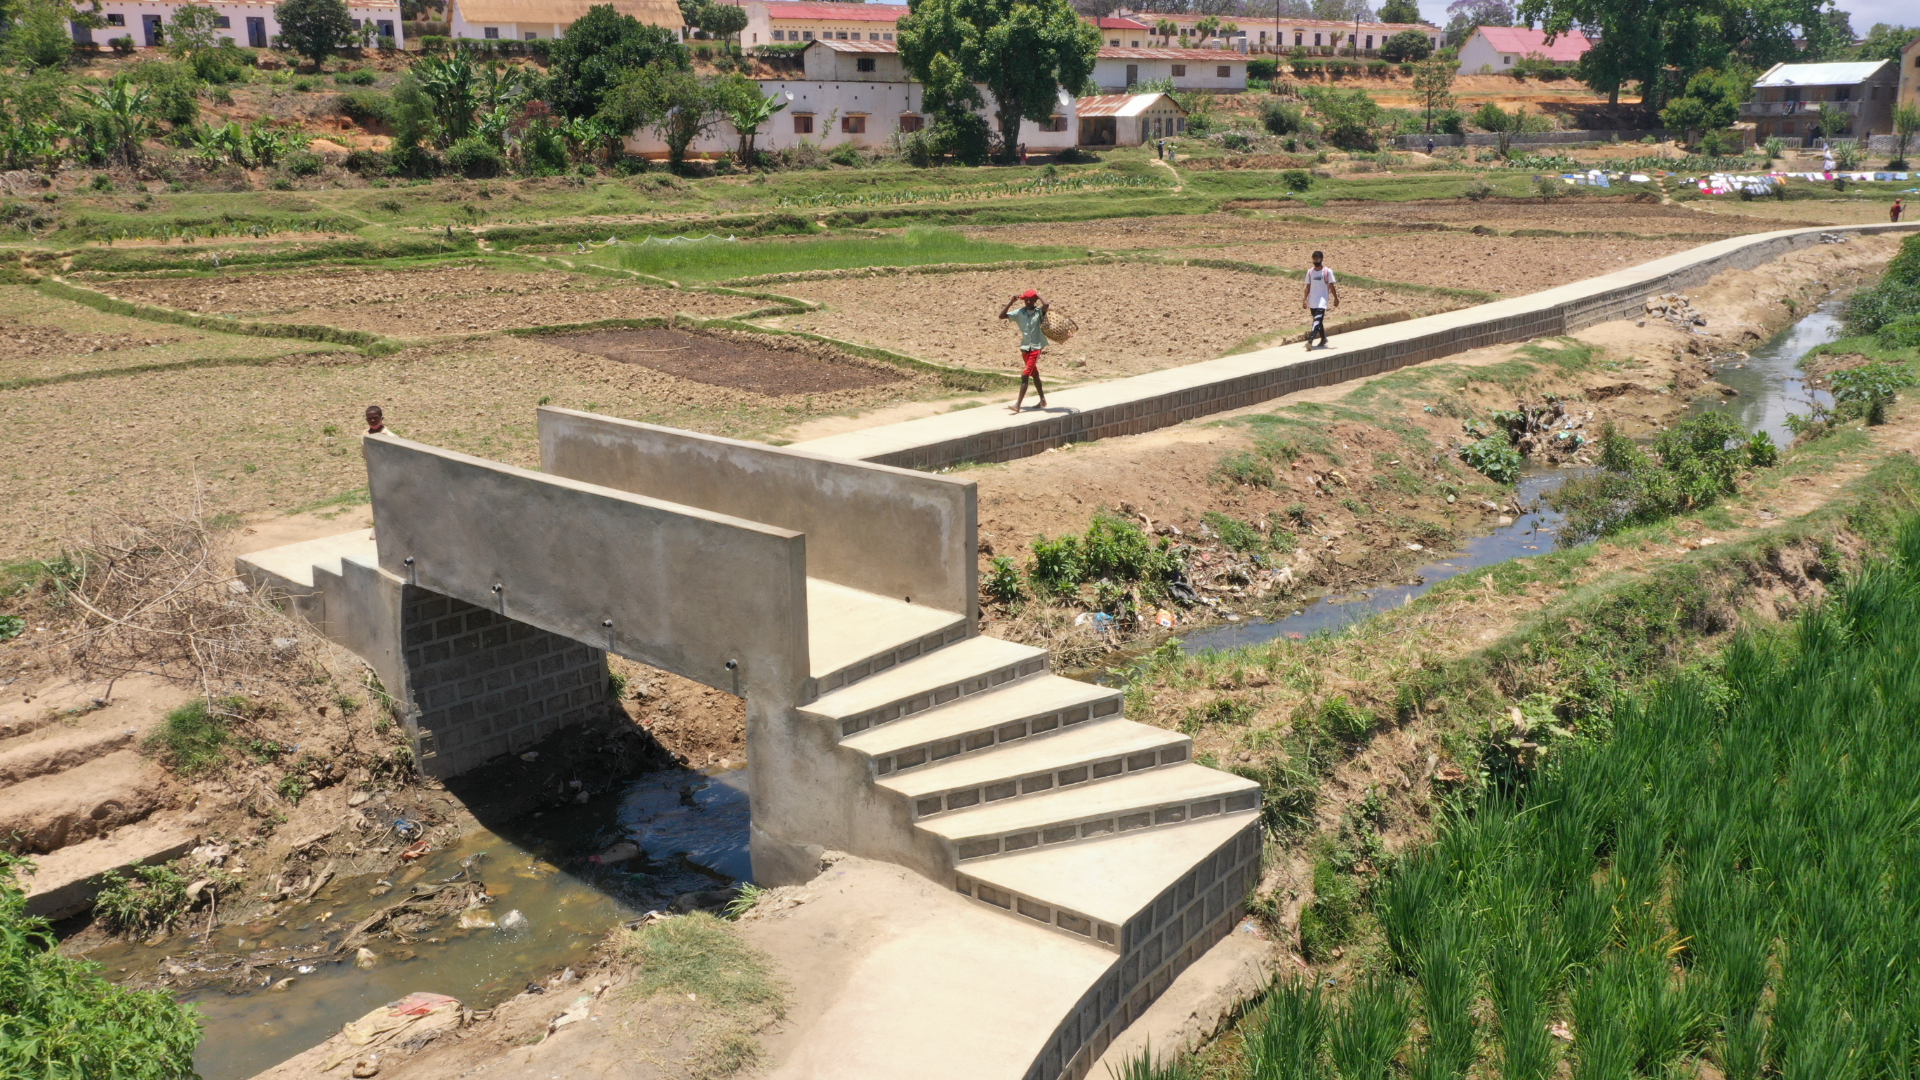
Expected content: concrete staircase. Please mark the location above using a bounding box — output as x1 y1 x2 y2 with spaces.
798 586 1264 1079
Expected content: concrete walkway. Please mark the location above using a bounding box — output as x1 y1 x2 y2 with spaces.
796 221 1918 471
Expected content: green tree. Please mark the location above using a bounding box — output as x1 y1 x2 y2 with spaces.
1891 104 1920 169
1154 17 1177 45
601 65 727 169
1471 100 1546 156
1413 54 1455 132
897 0 1099 165
716 74 786 164
1308 85 1385 149
548 4 685 119
1379 0 1422 21
1381 28 1433 60
5 0 81 69
1853 22 1916 63
163 2 225 57
274 0 356 68
1660 67 1744 144
698 1 748 53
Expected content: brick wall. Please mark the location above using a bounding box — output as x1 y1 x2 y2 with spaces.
398 587 608 777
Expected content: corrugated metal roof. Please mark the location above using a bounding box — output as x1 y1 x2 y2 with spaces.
1096 46 1247 61
760 1 904 22
808 37 897 52
1470 26 1592 62
452 0 680 26
1076 92 1185 117
1752 60 1892 87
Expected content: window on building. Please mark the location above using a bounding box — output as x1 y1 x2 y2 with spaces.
899 114 925 132
1130 39 1138 46
801 30 812 38
1294 31 1301 45
842 114 866 133
882 32 892 40
1366 34 1373 48
106 12 123 24
856 57 875 71
1171 64 1185 76
772 29 784 39
1041 114 1066 131
484 26 499 38
1313 33 1321 45
524 30 536 39
1502 54 1512 64
793 113 814 133
836 30 847 39
213 15 230 26
1835 86 1850 101
1110 38 1118 45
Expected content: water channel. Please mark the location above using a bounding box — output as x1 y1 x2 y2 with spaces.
81 303 1849 1080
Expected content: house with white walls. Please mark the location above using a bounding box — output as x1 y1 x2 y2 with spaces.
1456 25 1591 74
446 0 679 41
743 0 902 49
1076 92 1184 147
1114 11 1439 55
1093 47 1245 92
73 0 403 48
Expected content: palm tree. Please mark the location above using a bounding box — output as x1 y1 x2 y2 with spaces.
719 79 787 167
73 78 153 169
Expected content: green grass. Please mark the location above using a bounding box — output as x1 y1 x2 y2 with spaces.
608 227 1082 283
142 697 232 774
619 913 785 1077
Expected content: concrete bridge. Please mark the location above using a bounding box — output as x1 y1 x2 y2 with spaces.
241 408 1262 1080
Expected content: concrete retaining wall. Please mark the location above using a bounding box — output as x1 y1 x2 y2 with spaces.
364 435 810 701
400 587 608 776
537 409 979 618
1391 129 1680 149
796 222 1919 471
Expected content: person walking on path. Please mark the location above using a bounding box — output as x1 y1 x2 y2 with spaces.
1301 251 1339 350
1894 198 1905 223
1000 289 1050 413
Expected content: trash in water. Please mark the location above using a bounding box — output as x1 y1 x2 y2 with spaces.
499 910 529 932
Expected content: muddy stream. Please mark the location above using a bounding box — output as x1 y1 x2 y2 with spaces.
87 769 751 1080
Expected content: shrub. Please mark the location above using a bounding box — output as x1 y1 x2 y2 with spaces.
1549 414 1757 541
1460 435 1521 483
93 861 193 936
1844 234 1920 338
446 135 503 177
1280 168 1312 192
1201 511 1267 553
1248 56 1279 80
0 854 202 1075
1463 178 1493 200
1025 512 1180 599
1214 450 1275 487
1533 174 1566 199
828 142 863 167
1878 314 1920 350
1260 98 1307 136
1305 86 1382 151
334 68 377 85
110 35 135 56
335 88 393 126
983 555 1022 602
282 150 323 176
1380 28 1433 62
1829 360 1913 425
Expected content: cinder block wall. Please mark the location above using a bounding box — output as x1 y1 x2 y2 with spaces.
398 587 608 777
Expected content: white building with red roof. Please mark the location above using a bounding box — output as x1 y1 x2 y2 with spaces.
1456 25 1592 74
1094 46 1247 92
1091 16 1152 47
744 0 904 49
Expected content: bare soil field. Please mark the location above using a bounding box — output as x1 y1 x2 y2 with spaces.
764 263 1439 378
0 334 939 562
960 212 1464 251
0 287 337 383
1163 233 1700 297
89 266 755 338
1293 197 1783 235
548 327 900 394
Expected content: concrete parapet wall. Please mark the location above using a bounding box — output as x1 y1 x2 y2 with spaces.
1391 129 1680 149
797 222 1919 472
537 409 979 619
399 588 608 777
364 435 810 701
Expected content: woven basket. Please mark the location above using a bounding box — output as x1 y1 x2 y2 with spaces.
1042 310 1078 344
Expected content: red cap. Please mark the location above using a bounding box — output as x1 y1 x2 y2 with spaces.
1021 289 1039 299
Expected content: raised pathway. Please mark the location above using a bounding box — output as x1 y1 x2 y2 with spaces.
796 221 1919 470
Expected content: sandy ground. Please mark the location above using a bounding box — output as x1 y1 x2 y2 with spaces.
1162 233 1701 297
763 264 1440 378
0 332 936 562
91 266 757 338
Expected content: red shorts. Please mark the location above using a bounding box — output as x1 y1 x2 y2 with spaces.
1021 348 1043 377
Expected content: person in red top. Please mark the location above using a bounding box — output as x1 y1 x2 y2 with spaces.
1894 199 1905 223
999 290 1050 413
365 405 391 435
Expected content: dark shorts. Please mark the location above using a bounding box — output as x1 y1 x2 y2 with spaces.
1021 348 1043 377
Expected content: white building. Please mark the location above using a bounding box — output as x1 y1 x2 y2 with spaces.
801 36 905 81
446 0 679 41
1115 11 1440 55
744 0 903 49
1455 25 1592 74
1093 47 1246 92
624 80 1080 157
1076 92 1185 147
74 0 403 48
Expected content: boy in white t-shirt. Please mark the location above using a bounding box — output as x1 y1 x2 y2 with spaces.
1301 250 1339 350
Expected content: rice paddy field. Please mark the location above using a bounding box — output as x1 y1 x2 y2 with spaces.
1173 518 1920 1080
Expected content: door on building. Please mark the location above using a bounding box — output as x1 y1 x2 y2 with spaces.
70 19 94 44
247 16 266 45
142 14 162 45
1125 63 1138 87
1078 117 1116 146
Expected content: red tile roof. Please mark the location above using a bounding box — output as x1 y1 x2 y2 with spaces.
761 1 904 22
1095 16 1150 29
1471 26 1592 62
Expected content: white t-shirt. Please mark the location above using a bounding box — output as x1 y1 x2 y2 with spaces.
1306 267 1337 309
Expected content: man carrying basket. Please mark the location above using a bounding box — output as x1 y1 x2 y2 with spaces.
1000 289 1052 413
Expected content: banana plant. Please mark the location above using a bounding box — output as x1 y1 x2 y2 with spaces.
717 77 786 168
414 52 478 145
72 77 154 169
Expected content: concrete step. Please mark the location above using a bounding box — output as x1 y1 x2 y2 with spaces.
882 719 1191 821
0 720 144 789
235 528 375 593
20 817 199 921
920 764 1260 864
843 674 1123 778
0 750 169 854
802 635 1049 738
806 578 967 694
955 813 1261 954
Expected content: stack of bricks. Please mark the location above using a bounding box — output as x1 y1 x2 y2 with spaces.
399 588 608 776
